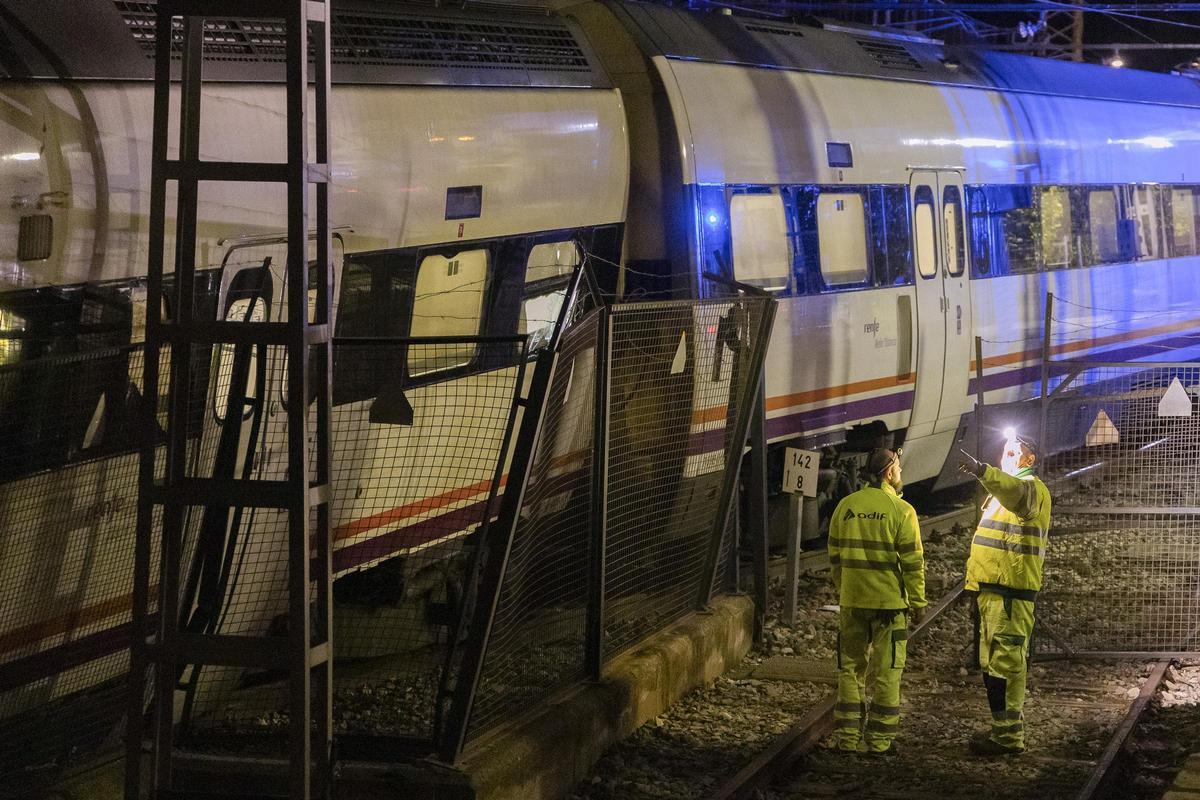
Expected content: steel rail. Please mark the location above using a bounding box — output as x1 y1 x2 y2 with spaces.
919 505 979 530
705 580 966 800
1073 660 1171 800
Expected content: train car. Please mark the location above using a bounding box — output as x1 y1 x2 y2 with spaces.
0 0 626 741
7 0 1200 764
569 1 1200 501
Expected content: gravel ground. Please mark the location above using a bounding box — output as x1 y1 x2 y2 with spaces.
570 481 1198 800
766 601 1148 800
1098 662 1200 800
569 508 977 800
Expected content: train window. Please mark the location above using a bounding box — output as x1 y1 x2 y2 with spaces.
913 185 937 279
942 185 965 277
409 249 487 376
816 192 869 285
1134 185 1165 260
730 193 791 291
966 185 1040 277
212 296 264 423
966 187 991 276
526 241 578 284
0 307 25 366
522 241 579 354
870 186 913 286
1169 187 1199 257
334 257 411 338
1040 186 1072 269
1088 189 1121 263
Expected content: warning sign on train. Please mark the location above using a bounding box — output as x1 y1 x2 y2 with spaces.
1085 409 1119 446
783 447 819 497
1158 377 1193 417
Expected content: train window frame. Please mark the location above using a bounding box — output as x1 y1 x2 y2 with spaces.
792 184 884 293
728 189 792 292
815 189 871 287
332 227 600 408
913 185 937 280
408 248 489 377
871 186 914 287
1167 185 1200 258
1132 184 1167 261
1086 187 1122 265
942 184 966 277
1039 185 1073 270
521 239 580 356
966 186 991 277
965 185 1040 278
212 294 267 424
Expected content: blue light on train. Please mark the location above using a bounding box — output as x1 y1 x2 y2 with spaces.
705 210 722 227
1107 135 1174 149
901 137 1012 149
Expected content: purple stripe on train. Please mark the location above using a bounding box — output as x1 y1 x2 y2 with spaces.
0 623 134 694
967 332 1200 396
765 389 916 443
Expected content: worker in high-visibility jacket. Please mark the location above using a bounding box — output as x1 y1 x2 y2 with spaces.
827 448 926 754
959 432 1051 757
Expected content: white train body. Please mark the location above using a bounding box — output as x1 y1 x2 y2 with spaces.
4 0 1200 732
0 1 627 721
579 2 1200 484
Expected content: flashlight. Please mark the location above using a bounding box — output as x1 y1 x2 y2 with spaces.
1003 426 1016 440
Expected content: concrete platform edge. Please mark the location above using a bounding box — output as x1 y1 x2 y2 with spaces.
456 594 755 800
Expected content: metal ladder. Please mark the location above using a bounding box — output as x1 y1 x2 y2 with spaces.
127 1 334 797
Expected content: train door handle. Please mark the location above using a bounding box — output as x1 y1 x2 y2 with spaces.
956 304 963 334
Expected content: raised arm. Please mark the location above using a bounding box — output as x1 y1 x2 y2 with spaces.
979 465 1041 520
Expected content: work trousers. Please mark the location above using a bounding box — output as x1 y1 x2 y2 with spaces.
834 607 908 753
977 590 1035 750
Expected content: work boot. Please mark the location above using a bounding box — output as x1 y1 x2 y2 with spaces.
968 731 1024 757
862 740 896 757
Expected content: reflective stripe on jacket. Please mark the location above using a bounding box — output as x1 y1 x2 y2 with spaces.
965 466 1052 594
828 483 926 610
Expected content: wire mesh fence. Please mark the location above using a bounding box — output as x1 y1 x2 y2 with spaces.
0 344 162 794
170 337 526 753
603 298 771 657
461 314 599 741
460 288 775 746
1035 360 1200 656
0 260 777 779
0 332 527 785
329 339 525 746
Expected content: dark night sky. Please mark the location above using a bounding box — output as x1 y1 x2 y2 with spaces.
943 4 1200 73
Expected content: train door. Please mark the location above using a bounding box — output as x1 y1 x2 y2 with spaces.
908 170 972 439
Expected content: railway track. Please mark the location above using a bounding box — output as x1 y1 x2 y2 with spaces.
767 504 980 579
704 576 1171 800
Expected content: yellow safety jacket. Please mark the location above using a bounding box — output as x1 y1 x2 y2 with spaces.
828 483 926 610
965 466 1052 597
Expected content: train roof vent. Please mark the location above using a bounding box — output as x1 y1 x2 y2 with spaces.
742 23 804 39
855 38 923 72
111 1 591 73
332 13 590 72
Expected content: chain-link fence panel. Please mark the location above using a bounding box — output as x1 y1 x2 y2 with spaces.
1034 362 1200 656
464 314 599 741
603 296 773 658
172 338 524 753
458 287 774 747
0 344 171 794
330 339 524 746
